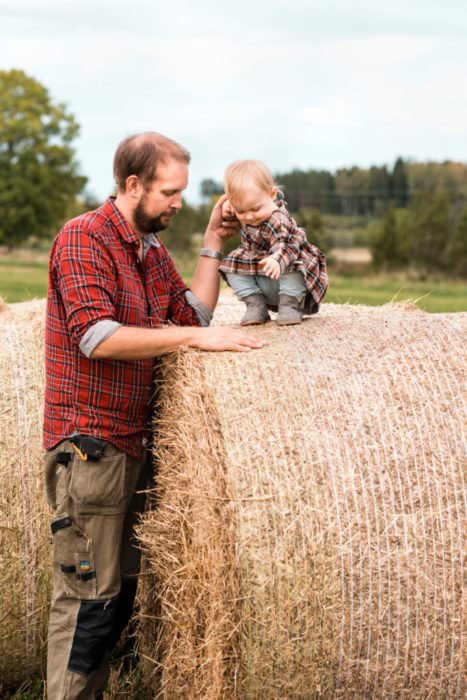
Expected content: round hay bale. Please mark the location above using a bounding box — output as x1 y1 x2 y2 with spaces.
0 297 46 324
137 300 466 699
0 301 50 687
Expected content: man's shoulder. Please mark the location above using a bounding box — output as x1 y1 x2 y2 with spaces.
49 205 119 268
61 205 112 238
54 204 119 253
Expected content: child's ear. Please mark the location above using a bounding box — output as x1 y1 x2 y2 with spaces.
271 186 278 199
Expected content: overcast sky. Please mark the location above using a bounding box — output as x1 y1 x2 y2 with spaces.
1 0 466 203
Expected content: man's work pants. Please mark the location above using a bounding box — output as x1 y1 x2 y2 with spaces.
45 440 151 700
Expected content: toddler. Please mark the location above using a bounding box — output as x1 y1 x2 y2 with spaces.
219 159 328 325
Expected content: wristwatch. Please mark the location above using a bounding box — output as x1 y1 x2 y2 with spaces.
199 248 223 261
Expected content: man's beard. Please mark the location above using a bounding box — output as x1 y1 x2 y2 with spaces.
134 196 176 234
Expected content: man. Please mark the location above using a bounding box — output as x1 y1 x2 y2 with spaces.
44 132 263 699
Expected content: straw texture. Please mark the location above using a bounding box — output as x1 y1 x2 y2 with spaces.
0 294 465 698
137 298 466 699
0 299 50 687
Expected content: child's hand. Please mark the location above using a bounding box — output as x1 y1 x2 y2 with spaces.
260 256 281 280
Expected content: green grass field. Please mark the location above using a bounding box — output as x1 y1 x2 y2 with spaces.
0 257 465 313
0 259 49 303
326 275 467 312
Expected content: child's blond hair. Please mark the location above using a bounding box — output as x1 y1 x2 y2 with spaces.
224 159 281 207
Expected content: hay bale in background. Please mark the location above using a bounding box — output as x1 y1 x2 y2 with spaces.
0 300 50 687
137 300 466 699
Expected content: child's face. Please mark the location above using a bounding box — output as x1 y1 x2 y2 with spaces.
230 185 277 227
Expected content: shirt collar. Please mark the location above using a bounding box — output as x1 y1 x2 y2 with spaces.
275 199 287 212
142 233 161 250
102 196 139 245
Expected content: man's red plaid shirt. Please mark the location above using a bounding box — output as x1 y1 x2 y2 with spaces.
44 197 201 459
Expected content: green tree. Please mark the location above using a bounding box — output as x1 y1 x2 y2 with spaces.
294 209 330 251
371 207 407 269
391 157 409 207
445 206 467 277
200 178 223 203
335 167 369 216
276 168 336 213
158 199 211 255
0 69 86 247
368 165 390 215
65 192 103 221
407 191 453 271
407 161 467 200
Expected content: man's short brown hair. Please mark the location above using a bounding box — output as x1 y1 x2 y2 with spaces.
113 132 191 192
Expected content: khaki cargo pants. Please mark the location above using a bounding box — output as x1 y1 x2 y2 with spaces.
45 440 152 700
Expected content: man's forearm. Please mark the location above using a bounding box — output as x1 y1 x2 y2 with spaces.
190 255 222 311
190 194 241 309
91 325 199 360
90 323 265 359
189 230 224 310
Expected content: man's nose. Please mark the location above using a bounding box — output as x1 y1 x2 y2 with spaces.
171 193 183 209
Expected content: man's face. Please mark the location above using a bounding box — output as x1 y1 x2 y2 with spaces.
133 158 188 234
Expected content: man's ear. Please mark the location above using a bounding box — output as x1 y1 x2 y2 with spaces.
126 175 141 198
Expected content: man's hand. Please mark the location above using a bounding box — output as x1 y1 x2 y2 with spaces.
191 326 265 352
221 199 238 222
259 256 281 280
204 194 240 248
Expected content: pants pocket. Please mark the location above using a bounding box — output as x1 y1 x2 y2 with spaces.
69 446 127 515
45 447 73 510
51 513 97 599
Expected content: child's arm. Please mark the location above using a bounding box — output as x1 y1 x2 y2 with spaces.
259 256 281 280
264 211 305 274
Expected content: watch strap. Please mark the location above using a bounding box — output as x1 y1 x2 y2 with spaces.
199 248 223 261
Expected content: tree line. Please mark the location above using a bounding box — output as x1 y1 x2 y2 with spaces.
1 69 466 277
202 160 467 218
371 192 467 277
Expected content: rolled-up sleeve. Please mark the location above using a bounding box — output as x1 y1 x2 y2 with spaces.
164 254 204 327
185 291 212 327
79 319 122 358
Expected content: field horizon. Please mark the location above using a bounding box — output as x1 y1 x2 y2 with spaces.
0 248 466 313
